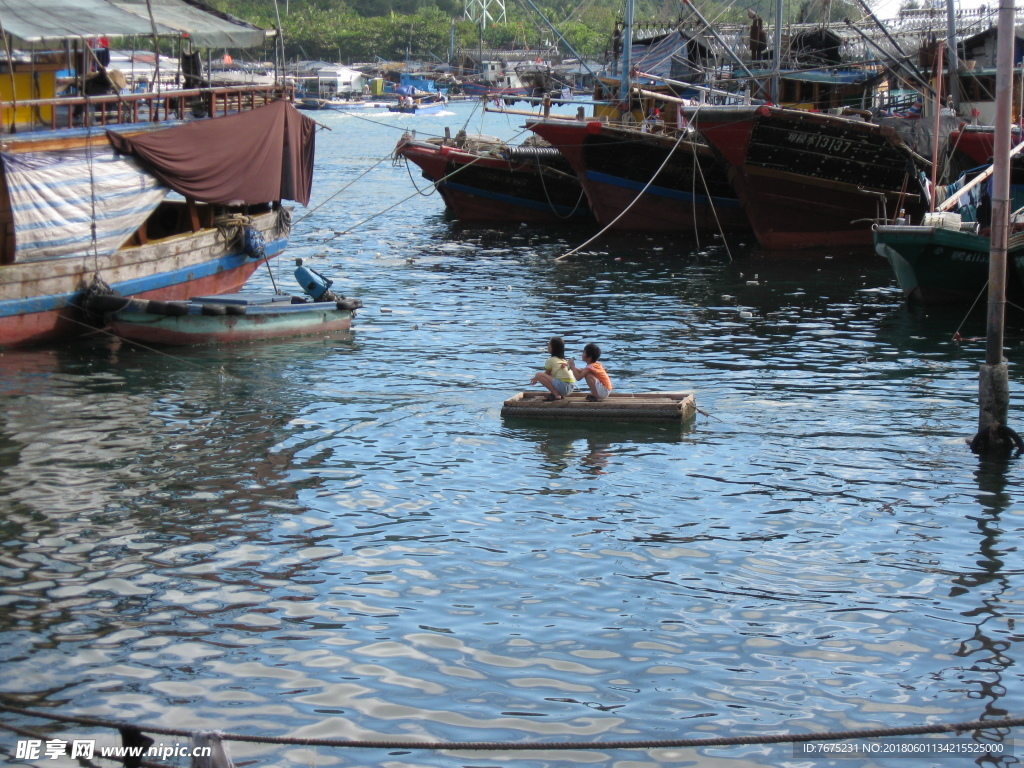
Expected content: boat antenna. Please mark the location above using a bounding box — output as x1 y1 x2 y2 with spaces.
945 0 960 111
771 0 781 103
619 0 633 109
271 0 284 86
517 0 599 80
145 0 161 94
680 0 759 83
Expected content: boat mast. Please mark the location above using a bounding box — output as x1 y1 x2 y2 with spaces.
618 0 633 111
945 0 960 111
973 0 1018 454
771 0 782 104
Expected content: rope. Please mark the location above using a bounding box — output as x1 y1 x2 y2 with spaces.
332 124 536 238
3 705 1022 753
291 150 394 227
556 126 692 261
952 280 990 341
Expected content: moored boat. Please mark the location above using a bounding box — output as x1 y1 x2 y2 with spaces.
387 99 446 116
0 2 315 349
394 131 592 224
0 101 315 348
95 259 361 345
526 117 746 233
873 219 1024 304
683 104 932 250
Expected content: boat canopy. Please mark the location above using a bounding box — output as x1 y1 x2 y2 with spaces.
106 100 316 206
0 0 268 48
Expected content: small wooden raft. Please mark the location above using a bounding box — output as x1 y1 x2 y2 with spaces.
501 391 696 423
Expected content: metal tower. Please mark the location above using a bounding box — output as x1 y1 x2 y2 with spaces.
464 0 506 26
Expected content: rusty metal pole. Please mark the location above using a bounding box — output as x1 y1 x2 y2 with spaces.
975 0 1014 452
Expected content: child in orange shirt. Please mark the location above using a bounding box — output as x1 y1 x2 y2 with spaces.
568 343 613 402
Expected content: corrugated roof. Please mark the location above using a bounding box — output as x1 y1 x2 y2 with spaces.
0 0 267 48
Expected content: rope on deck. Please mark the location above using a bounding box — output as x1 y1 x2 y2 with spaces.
2 705 1022 752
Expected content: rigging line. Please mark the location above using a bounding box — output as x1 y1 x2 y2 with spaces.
15 281 248 378
689 105 733 261
331 126 536 238
402 153 437 196
534 149 587 219
291 151 393 227
556 126 691 261
952 280 991 340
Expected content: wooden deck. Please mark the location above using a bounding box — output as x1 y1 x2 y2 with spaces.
501 391 696 423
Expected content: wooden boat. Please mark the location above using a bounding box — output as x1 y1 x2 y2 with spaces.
681 105 932 250
388 100 446 116
98 294 360 346
501 391 696 423
526 116 746 233
0 1 315 349
95 260 361 345
874 220 1024 304
394 131 592 224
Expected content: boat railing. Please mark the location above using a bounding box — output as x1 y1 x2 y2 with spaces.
0 84 291 134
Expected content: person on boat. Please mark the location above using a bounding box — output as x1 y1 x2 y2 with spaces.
748 9 768 61
530 336 575 401
567 343 613 402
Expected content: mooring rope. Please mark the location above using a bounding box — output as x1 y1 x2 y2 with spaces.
556 126 691 261
2 705 1021 753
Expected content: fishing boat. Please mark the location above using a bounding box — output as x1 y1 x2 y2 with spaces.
501 391 696 423
873 217 1024 304
95 260 361 345
387 99 447 116
0 0 315 349
526 114 746 233
394 130 592 224
682 104 932 250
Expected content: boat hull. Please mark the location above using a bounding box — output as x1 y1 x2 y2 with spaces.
397 137 591 224
527 119 746 233
388 103 445 116
501 390 696 423
108 300 353 346
873 223 1024 304
686 106 930 250
0 208 289 348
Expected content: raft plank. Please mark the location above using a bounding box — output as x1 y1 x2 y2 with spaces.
501 391 696 423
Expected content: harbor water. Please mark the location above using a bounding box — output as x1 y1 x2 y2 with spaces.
2 100 1024 767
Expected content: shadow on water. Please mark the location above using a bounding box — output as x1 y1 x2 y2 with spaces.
499 417 697 477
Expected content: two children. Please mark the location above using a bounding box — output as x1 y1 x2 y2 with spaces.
530 337 613 402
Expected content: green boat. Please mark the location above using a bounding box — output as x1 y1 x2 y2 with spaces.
873 222 1024 305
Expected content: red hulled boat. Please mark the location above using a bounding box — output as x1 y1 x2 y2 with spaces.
682 105 932 250
525 117 747 233
395 132 592 224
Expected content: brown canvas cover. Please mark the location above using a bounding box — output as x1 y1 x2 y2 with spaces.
107 100 315 206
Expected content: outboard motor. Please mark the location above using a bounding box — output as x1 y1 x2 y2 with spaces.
294 258 340 302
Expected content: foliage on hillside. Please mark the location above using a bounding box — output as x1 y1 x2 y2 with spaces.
211 0 862 64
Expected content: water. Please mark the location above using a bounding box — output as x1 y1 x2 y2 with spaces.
2 101 1024 767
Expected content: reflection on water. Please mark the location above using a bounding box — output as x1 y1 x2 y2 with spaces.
2 103 1024 767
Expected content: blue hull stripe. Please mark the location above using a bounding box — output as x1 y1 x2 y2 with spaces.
444 181 588 217
0 237 287 319
585 170 742 209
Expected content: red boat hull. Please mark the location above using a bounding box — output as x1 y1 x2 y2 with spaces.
0 209 288 348
397 137 591 224
686 106 930 250
527 119 747 233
